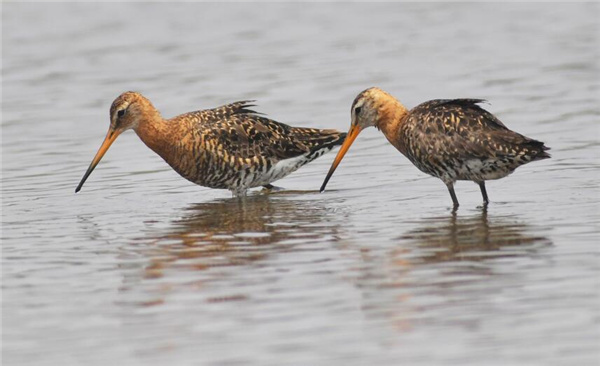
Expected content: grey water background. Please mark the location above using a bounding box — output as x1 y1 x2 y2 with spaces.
2 3 599 365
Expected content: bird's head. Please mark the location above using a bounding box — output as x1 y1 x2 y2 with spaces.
320 87 395 192
75 91 157 193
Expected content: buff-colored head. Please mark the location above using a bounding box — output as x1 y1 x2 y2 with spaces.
108 91 159 132
350 87 395 129
75 91 159 193
320 87 403 192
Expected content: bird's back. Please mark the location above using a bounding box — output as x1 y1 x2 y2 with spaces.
164 101 346 192
399 99 550 183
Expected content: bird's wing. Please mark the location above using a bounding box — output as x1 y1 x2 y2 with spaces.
404 99 526 162
192 105 324 161
175 101 344 164
182 100 262 122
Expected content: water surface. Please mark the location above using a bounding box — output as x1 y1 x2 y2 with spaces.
3 3 599 366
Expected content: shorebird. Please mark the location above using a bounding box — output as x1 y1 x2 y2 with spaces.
320 87 550 208
75 92 346 196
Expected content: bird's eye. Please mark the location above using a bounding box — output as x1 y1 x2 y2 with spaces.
354 106 362 115
117 109 126 118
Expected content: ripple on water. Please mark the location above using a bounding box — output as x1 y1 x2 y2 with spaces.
3 3 600 366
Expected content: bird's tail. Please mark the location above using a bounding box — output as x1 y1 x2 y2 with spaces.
529 139 551 161
291 127 347 152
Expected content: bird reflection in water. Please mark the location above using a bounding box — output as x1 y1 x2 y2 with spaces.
137 194 341 280
356 208 552 334
397 207 552 263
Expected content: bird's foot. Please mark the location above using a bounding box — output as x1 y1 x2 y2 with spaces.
476 200 489 210
261 184 284 193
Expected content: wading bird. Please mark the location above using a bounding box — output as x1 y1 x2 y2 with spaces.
320 87 550 208
76 92 346 196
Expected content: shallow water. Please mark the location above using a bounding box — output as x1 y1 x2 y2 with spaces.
3 3 600 366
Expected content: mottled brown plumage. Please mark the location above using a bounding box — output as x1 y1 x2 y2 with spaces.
76 92 346 195
321 87 550 208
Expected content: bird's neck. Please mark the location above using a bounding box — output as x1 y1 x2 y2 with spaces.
133 109 175 160
376 98 409 154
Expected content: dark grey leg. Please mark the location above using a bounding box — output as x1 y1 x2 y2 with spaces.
479 181 489 204
446 183 459 209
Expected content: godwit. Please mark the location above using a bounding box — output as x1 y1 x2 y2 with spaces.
320 87 550 208
76 92 346 195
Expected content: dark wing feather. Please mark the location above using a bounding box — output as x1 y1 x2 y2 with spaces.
403 99 545 167
286 127 347 155
193 107 344 162
420 99 508 130
189 100 263 122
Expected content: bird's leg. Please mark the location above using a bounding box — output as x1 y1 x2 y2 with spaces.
446 183 460 209
479 181 489 204
231 187 248 198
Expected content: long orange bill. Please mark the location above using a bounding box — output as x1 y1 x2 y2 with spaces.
75 129 122 193
320 125 362 192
